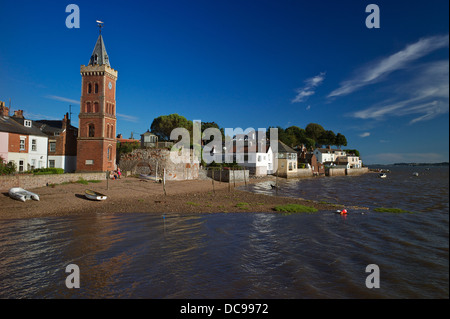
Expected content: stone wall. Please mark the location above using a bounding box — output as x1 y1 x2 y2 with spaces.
0 172 106 192
207 168 249 183
293 168 313 178
326 168 347 176
346 167 369 175
119 148 199 181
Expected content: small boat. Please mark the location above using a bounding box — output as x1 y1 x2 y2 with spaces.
379 173 387 178
85 189 107 201
139 174 162 183
412 172 419 176
8 187 40 202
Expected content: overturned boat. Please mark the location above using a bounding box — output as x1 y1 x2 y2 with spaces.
8 188 40 202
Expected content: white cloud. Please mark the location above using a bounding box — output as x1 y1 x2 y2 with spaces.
45 95 80 105
24 111 60 121
349 60 449 124
328 34 449 98
359 132 371 137
116 113 139 123
292 72 326 103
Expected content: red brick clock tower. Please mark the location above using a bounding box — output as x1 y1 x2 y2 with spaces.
77 30 118 172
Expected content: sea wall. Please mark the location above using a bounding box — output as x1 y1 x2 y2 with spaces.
0 172 106 192
119 148 199 181
346 167 369 175
326 168 346 176
293 168 313 178
207 168 249 183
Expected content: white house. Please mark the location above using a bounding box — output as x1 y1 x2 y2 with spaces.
314 146 346 164
0 112 48 171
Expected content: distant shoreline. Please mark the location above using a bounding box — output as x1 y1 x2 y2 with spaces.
367 162 449 167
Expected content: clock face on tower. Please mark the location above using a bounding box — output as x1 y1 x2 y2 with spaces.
108 81 112 90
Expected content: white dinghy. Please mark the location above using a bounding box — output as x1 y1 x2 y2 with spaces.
8 188 40 202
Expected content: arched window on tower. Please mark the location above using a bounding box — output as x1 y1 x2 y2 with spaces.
107 145 112 161
95 83 99 94
88 124 95 137
86 102 91 113
93 102 99 113
88 83 92 94
111 125 114 138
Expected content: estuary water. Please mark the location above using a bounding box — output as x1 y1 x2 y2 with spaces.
0 166 448 298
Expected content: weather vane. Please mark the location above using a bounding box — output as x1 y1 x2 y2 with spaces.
96 20 104 34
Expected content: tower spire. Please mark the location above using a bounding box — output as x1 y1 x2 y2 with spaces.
88 22 110 67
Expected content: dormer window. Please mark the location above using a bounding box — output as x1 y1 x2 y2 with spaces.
24 120 32 128
94 54 98 64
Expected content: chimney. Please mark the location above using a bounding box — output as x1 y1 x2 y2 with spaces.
0 101 9 116
117 134 123 139
327 145 331 150
13 110 24 118
62 112 70 129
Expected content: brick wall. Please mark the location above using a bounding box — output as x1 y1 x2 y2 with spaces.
0 172 106 192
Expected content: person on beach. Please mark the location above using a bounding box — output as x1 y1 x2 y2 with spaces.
117 167 122 179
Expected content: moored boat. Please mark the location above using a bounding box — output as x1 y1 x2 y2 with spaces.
379 173 387 178
8 188 40 202
85 189 107 201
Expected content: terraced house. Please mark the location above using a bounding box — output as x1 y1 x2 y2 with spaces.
0 108 48 172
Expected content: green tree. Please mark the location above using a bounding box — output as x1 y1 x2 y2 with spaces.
318 130 336 147
335 133 347 148
305 123 325 144
150 114 193 141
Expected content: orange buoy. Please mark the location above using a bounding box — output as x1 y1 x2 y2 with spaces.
340 209 348 215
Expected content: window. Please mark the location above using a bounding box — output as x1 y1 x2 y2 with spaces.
19 160 24 172
50 142 56 152
289 162 293 171
31 159 36 170
31 139 37 151
20 138 26 151
86 102 91 113
49 160 55 168
94 102 99 113
95 83 99 94
258 155 261 162
107 146 112 161
24 120 32 128
88 124 95 137
88 83 92 94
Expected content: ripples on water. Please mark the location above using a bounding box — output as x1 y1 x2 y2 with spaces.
0 166 448 298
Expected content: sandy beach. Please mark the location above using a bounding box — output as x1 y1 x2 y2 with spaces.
0 175 354 220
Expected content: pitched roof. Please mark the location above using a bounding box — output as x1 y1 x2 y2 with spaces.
277 141 296 153
88 34 110 67
0 116 47 137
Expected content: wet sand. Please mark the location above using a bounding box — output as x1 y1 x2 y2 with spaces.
0 176 353 220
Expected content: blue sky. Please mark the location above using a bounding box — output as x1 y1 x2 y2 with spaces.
0 0 448 164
